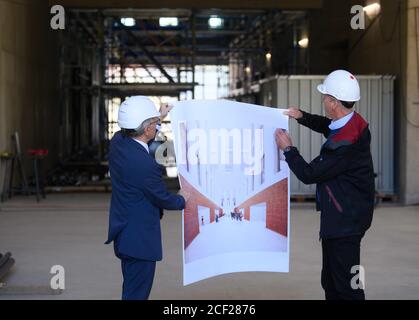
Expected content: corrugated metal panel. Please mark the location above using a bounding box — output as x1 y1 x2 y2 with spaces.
261 75 395 195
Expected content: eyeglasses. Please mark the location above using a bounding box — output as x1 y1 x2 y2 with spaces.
149 119 161 127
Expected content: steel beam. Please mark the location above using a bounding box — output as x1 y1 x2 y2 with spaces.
114 19 175 83
102 83 196 96
51 0 323 9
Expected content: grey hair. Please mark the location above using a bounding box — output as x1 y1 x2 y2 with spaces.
135 118 156 136
121 118 156 138
328 95 356 110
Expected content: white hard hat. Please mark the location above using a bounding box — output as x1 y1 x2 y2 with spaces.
118 96 160 129
317 70 361 102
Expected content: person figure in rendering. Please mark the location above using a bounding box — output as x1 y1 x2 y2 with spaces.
275 70 375 300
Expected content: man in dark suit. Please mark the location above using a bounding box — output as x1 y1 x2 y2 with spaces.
106 96 189 300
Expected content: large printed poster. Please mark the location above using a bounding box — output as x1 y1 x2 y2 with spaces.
171 100 290 285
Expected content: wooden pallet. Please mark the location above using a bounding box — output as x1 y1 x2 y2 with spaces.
375 193 398 202
291 194 398 203
291 195 316 203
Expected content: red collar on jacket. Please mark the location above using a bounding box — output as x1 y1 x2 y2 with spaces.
330 112 368 145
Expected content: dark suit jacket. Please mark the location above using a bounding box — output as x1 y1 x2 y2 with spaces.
105 131 185 261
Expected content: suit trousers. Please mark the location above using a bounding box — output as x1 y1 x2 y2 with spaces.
321 235 365 300
120 256 156 300
114 242 156 300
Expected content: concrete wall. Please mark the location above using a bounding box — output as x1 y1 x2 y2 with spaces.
402 0 419 204
308 0 352 73
348 0 402 75
0 0 59 193
347 0 419 205
347 0 405 202
308 0 419 205
309 0 404 75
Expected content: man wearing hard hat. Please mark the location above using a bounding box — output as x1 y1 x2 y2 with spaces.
105 96 189 300
275 70 375 300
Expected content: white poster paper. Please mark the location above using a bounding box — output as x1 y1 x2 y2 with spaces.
171 100 290 286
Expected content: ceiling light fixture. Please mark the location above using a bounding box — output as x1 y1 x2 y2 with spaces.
208 16 224 29
120 17 136 27
298 38 309 48
159 17 179 27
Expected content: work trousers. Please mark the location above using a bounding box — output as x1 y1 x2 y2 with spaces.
321 235 365 300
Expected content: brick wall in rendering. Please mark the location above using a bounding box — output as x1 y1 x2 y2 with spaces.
179 174 223 249
236 178 288 237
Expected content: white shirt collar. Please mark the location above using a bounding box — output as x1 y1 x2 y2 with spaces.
329 111 354 130
132 138 149 153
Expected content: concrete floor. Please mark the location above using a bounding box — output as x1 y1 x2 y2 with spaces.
0 193 418 300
